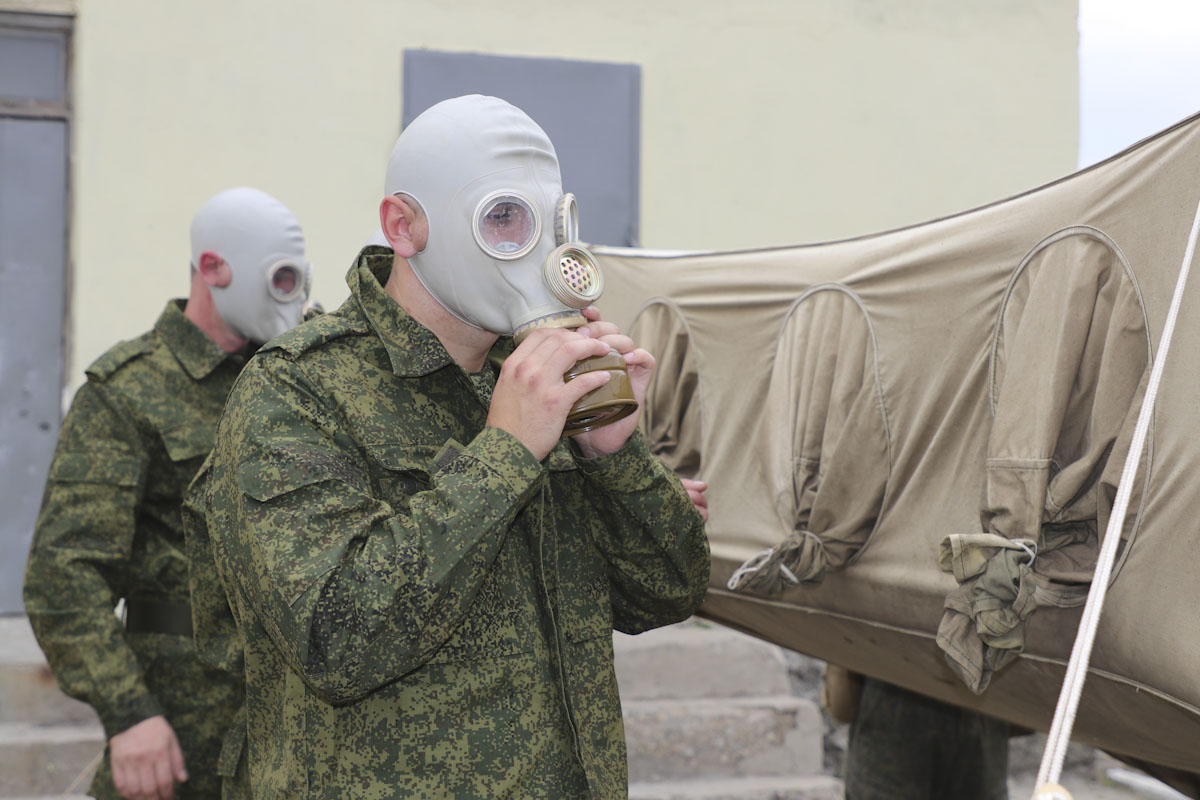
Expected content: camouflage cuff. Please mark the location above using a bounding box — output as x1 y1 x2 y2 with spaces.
461 426 547 502
572 427 661 493
99 690 166 740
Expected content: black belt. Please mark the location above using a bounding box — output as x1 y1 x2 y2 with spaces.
125 597 193 637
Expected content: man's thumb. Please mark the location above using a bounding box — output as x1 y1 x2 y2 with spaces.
169 733 188 782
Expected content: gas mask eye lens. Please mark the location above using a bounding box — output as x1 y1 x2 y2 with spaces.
473 191 540 260
266 261 306 302
274 270 296 294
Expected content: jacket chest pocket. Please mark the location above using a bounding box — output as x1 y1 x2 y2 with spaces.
161 421 213 464
155 421 214 496
366 441 541 661
363 443 439 510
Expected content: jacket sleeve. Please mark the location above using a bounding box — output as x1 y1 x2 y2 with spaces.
209 355 546 704
22 381 163 738
183 461 244 677
573 429 711 634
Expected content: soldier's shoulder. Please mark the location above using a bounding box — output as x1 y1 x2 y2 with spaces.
260 311 371 360
84 331 158 382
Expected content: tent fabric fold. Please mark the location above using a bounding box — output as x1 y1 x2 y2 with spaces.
936 532 1089 693
935 229 1152 691
727 284 891 592
631 299 703 480
595 110 1200 780
771 286 890 573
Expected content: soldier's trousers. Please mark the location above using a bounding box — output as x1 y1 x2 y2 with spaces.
844 677 1009 800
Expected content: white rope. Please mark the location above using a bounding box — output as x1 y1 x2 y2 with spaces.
726 530 824 591
726 546 775 590
1013 537 1038 566
1033 197 1200 795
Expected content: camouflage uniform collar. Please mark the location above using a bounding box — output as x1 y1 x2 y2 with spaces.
347 247 516 377
157 299 242 380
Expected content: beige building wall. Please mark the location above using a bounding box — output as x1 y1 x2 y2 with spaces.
26 0 1079 384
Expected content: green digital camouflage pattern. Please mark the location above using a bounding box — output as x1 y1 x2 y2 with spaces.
201 248 710 799
23 300 246 800
183 459 250 800
184 304 328 800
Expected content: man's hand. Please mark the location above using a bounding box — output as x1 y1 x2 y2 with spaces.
109 715 187 800
488 327 614 462
571 307 656 459
680 478 709 521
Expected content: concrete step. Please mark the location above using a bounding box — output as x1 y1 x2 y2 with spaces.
0 722 104 797
629 775 843 800
623 695 823 783
0 662 100 728
614 620 793 701
0 616 99 727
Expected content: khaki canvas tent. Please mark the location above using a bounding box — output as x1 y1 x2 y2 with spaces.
592 111 1200 792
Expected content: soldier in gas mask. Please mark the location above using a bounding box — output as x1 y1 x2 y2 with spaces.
23 187 312 800
195 94 710 798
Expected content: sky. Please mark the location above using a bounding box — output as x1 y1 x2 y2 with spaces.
1078 0 1200 168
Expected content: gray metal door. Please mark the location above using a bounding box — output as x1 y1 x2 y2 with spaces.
402 50 641 247
0 14 71 613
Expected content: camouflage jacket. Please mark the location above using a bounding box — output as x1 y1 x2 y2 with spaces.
202 248 710 799
23 300 246 799
182 456 252 798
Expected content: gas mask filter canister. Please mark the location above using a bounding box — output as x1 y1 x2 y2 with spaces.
524 194 636 435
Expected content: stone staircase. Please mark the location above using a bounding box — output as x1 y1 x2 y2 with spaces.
616 619 842 800
614 619 1190 800
0 611 834 800
0 615 101 800
3 612 1186 800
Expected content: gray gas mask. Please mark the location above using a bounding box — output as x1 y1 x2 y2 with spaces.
189 187 311 344
385 95 635 433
